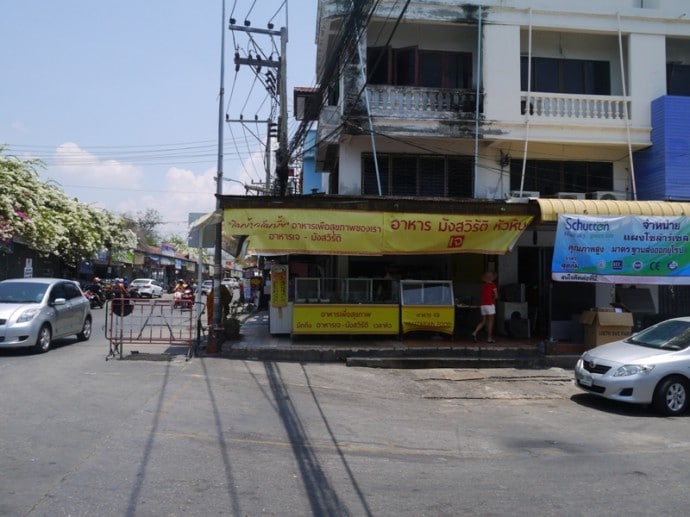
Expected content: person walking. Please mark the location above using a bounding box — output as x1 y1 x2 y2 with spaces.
472 271 498 343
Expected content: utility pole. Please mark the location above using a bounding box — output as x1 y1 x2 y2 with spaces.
230 21 289 195
210 0 227 354
277 26 289 196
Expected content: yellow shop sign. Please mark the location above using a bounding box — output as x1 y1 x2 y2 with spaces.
292 304 400 335
224 208 531 255
401 306 455 335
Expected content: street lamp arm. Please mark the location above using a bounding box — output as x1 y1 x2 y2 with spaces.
222 177 249 194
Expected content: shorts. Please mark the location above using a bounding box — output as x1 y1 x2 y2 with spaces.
480 304 496 316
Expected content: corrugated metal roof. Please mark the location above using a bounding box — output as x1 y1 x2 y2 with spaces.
536 199 690 222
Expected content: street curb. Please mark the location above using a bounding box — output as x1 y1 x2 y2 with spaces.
221 344 579 370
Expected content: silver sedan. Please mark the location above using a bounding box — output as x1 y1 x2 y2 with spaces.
575 316 690 416
0 278 92 353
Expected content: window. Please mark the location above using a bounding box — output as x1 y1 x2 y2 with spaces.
447 158 474 197
362 153 474 198
368 46 472 89
362 154 390 195
50 283 66 301
667 64 690 96
63 282 82 300
368 46 390 85
419 157 445 197
509 160 613 196
391 156 417 196
521 57 611 95
395 47 417 86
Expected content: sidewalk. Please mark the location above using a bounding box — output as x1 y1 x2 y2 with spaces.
218 310 582 369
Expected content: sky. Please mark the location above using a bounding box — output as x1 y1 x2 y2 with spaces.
1 0 317 241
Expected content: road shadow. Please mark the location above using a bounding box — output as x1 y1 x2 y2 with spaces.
570 393 690 418
0 337 80 356
264 361 359 516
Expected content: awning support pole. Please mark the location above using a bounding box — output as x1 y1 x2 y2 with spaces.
519 8 533 196
357 37 382 196
473 5 482 196
618 13 638 201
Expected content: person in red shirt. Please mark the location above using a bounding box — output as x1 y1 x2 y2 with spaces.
472 271 498 343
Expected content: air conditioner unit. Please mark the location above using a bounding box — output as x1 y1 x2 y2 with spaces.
589 191 626 200
508 190 540 198
556 192 586 200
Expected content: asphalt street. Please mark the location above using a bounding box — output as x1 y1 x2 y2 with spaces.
2 306 690 516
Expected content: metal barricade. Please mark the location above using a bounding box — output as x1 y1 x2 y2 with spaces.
105 297 195 360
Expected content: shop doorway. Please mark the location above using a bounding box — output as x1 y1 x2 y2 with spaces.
518 247 594 341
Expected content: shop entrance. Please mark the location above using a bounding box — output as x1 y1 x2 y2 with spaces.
518 247 594 341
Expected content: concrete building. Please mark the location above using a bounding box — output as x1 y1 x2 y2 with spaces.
220 1 690 342
292 0 688 339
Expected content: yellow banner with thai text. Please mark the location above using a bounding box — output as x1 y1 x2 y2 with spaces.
224 208 532 255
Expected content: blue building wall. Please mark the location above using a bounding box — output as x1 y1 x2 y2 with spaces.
301 129 321 194
634 96 690 201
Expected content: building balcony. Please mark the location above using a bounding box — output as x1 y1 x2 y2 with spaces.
366 85 481 120
521 92 631 124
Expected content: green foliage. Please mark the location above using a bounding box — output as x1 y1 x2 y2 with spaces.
121 208 165 248
165 234 191 257
0 147 136 264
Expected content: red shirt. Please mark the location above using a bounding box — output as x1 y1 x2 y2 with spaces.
480 281 497 306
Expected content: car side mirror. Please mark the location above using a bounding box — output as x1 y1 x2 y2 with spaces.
52 298 67 306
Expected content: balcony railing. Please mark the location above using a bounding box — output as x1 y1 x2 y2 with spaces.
521 92 630 121
366 85 481 120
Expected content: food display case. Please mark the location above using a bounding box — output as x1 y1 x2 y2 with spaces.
292 277 399 335
400 280 455 335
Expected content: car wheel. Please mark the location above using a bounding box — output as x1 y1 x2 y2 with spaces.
653 375 689 416
33 324 52 354
77 317 92 341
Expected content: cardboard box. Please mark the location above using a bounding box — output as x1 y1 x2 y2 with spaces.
579 308 634 349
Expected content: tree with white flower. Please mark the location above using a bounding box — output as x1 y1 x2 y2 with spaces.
1 146 136 265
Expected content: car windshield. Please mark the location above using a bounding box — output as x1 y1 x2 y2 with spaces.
132 280 148 285
0 282 47 303
625 320 690 351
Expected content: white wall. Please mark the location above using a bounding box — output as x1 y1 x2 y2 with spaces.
483 24 522 123
628 33 667 125
338 137 365 195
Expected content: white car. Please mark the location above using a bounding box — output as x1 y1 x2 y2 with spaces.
128 278 163 298
574 317 690 416
222 278 239 289
0 278 92 353
201 280 213 295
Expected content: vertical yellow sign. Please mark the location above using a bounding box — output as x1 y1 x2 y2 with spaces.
271 265 288 308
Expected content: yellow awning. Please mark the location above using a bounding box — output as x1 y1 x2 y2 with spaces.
536 199 690 222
